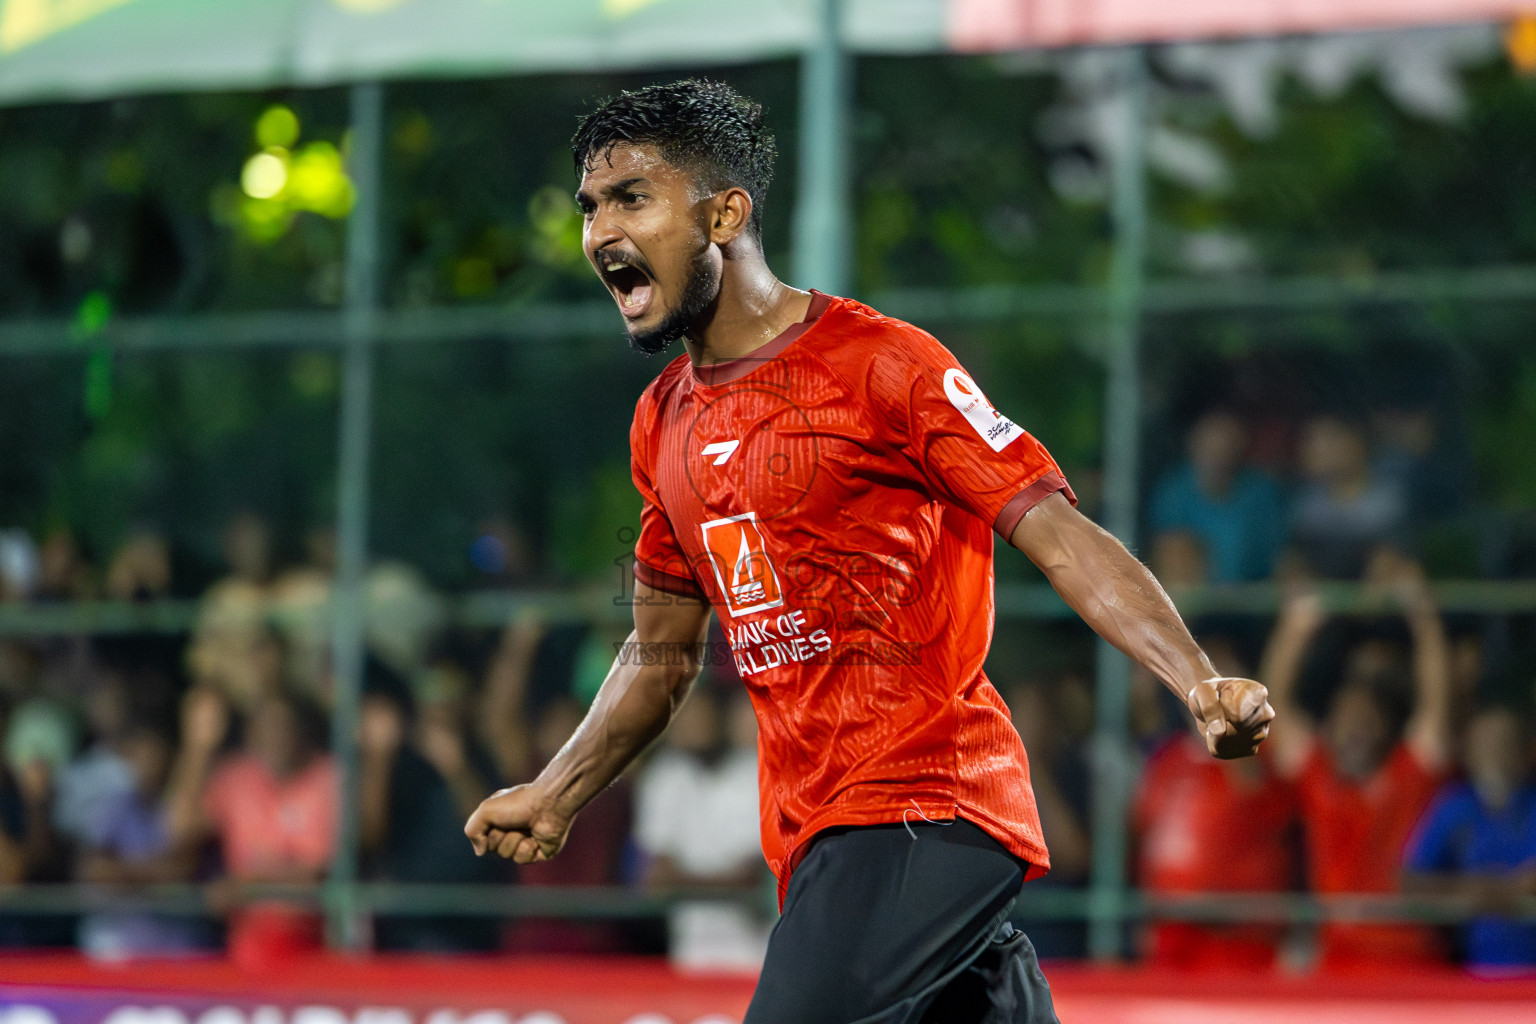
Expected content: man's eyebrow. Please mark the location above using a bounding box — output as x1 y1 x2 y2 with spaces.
602 177 649 197
575 177 650 209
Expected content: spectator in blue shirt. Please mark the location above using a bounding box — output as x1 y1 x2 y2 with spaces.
1149 410 1285 584
1405 705 1536 970
1290 414 1407 579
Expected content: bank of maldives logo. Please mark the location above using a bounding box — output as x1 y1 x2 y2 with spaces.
701 511 783 616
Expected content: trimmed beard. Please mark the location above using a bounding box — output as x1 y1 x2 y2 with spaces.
626 249 720 356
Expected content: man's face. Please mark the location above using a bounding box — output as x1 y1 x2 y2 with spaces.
1300 416 1368 485
1325 685 1393 781
576 143 722 354
1188 412 1245 482
250 698 303 779
121 731 171 797
224 512 271 581
1465 709 1528 809
668 689 722 757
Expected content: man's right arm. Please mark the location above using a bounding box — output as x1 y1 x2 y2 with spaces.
464 581 712 863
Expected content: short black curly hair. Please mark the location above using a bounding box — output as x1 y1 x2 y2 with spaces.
571 78 777 238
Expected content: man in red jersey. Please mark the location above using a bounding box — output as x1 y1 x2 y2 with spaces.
1259 555 1453 972
466 80 1274 1023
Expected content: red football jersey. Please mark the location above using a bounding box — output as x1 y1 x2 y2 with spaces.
1298 740 1445 968
629 292 1074 901
1134 734 1297 971
1135 734 1296 895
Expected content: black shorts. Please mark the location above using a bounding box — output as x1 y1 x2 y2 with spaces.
744 818 1061 1024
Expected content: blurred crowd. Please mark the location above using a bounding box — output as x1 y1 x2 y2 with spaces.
1017 401 1536 973
0 512 769 968
0 399 1531 975
1146 405 1455 586
1105 550 1536 976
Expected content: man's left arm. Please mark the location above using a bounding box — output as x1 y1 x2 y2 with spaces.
1010 492 1274 759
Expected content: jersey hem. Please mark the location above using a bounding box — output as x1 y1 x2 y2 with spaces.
774 800 1052 907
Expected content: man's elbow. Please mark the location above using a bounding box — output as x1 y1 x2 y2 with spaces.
661 659 704 715
626 652 702 718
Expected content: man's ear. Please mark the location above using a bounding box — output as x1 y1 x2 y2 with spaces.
708 187 754 247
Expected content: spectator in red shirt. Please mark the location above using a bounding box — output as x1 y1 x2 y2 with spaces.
1261 553 1454 971
165 687 336 966
1133 634 1297 972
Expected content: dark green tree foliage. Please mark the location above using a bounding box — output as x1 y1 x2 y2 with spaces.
0 349 338 586
3 53 1536 584
853 56 1110 290
0 90 352 316
1158 64 1536 276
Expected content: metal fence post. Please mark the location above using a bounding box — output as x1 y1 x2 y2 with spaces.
327 80 385 952
1088 45 1149 961
792 0 851 295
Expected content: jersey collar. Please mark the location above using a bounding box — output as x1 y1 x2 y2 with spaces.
691 290 834 387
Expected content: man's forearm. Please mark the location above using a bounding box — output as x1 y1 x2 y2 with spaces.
1405 869 1536 915
441 762 493 820
1018 509 1213 697
1405 601 1453 768
358 749 396 852
465 586 713 861
535 645 698 819
1259 610 1317 714
1408 606 1451 716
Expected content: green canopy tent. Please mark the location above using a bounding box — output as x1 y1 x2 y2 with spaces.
0 0 947 105
0 0 1526 106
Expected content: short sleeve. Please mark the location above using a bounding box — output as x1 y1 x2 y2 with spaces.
863 327 1075 539
630 397 704 598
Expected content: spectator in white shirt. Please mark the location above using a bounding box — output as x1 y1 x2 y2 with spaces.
635 686 766 970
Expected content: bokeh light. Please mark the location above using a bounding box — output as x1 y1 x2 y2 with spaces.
240 148 289 199
232 105 356 243
527 184 583 267
286 141 355 217
254 104 301 148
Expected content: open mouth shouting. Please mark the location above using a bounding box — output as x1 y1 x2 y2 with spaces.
596 249 655 320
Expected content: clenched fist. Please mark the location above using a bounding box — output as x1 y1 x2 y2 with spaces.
463 783 573 864
1185 676 1274 759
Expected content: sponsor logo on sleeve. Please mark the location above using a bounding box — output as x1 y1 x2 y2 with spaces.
942 369 1023 452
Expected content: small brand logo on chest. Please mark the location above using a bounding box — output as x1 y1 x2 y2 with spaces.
701 439 741 465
